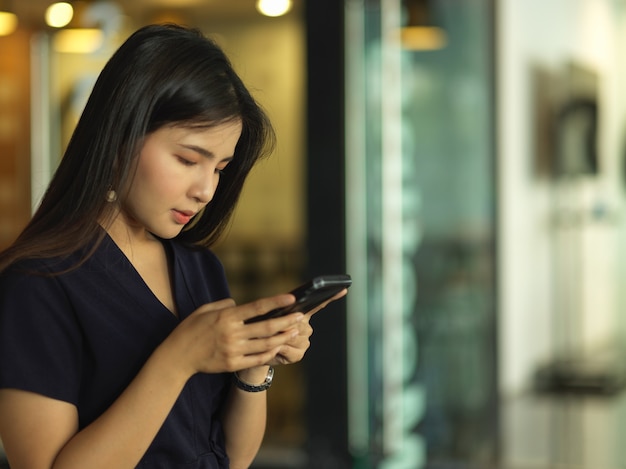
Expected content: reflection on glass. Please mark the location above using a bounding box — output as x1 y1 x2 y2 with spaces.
346 0 496 467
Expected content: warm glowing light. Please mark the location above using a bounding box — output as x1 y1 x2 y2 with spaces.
0 11 18 36
400 26 447 50
46 2 74 28
256 0 292 17
53 28 103 53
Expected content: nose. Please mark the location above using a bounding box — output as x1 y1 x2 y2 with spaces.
190 173 218 205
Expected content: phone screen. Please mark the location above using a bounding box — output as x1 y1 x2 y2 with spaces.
244 274 352 324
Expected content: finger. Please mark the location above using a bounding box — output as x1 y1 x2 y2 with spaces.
244 329 299 356
244 313 304 340
235 346 284 371
238 294 296 323
296 319 313 338
272 339 310 365
268 322 313 365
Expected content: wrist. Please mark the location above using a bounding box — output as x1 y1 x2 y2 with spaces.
153 336 195 383
233 366 274 392
145 341 193 391
235 365 270 384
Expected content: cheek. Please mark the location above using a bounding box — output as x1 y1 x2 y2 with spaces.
133 157 179 199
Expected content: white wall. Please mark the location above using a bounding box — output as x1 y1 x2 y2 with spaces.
498 0 626 393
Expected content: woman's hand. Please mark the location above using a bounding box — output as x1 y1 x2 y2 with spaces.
165 294 304 378
269 289 348 366
165 287 348 376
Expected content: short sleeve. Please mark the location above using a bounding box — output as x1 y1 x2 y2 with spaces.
0 266 82 404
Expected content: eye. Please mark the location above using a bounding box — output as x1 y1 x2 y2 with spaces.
176 156 196 166
216 163 230 176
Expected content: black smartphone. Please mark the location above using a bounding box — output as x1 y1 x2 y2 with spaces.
244 274 352 324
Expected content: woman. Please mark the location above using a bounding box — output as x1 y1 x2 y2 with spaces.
0 24 345 469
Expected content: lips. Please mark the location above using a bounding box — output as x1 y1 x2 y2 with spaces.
172 209 195 225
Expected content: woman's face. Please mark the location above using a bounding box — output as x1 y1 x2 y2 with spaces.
119 120 242 240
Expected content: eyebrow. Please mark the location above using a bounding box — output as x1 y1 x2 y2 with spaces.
179 143 234 162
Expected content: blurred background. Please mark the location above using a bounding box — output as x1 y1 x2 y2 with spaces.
2 0 626 468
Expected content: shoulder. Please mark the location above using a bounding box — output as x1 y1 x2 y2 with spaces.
0 258 80 325
0 253 95 333
0 259 83 404
0 258 63 293
0 245 89 283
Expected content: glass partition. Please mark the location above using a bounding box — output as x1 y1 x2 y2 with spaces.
345 0 497 467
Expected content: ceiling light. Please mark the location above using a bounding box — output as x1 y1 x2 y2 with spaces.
46 2 74 28
401 26 447 50
148 0 204 6
401 0 447 50
256 0 292 17
0 10 17 36
53 28 103 53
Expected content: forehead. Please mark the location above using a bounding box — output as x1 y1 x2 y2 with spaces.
155 120 243 148
172 118 242 136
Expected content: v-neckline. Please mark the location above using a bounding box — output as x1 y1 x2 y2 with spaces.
98 233 181 322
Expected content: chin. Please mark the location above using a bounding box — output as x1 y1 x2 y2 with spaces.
164 230 184 240
150 226 185 240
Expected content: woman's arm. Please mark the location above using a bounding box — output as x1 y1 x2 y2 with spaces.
221 366 272 469
0 296 301 469
220 288 348 468
0 342 187 469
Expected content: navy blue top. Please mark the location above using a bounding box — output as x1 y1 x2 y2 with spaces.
0 235 232 468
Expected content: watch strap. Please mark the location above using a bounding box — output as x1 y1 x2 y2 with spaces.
233 366 274 392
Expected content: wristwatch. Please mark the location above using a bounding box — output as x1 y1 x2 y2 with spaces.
233 366 274 392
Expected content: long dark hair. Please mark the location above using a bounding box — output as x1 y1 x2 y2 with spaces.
0 23 275 272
